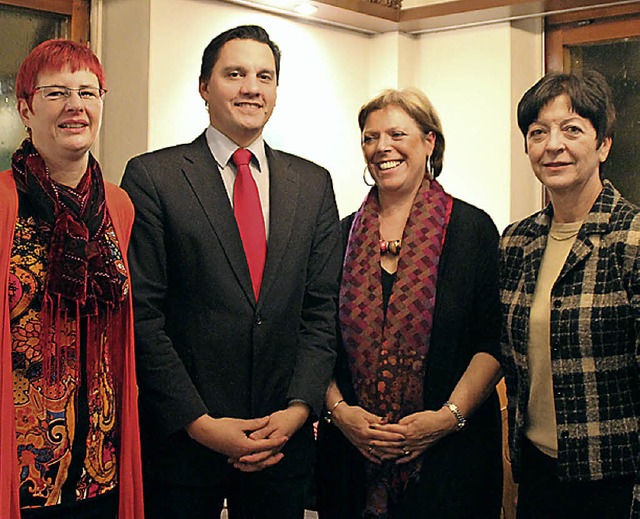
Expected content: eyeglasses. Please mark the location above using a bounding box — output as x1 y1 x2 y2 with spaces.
32 85 107 102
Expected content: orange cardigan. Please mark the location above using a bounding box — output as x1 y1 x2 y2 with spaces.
0 169 144 518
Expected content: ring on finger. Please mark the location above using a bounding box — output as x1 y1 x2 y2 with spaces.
402 447 411 456
368 446 374 454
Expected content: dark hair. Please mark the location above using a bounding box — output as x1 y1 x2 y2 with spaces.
16 39 106 111
199 25 281 85
358 88 445 178
517 70 616 151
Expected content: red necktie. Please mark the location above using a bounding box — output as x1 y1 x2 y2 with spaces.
232 148 266 299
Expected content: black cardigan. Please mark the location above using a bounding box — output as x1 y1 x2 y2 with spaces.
316 198 503 519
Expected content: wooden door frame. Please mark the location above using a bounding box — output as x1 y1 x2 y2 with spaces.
540 4 640 205
545 3 640 72
0 0 90 43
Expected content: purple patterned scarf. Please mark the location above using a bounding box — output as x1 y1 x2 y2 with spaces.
340 177 452 516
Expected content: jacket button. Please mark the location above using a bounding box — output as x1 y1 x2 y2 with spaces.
255 315 263 325
553 299 562 308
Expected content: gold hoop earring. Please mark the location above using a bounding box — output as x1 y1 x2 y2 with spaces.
363 166 375 187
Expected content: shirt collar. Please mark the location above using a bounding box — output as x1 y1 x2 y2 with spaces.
205 125 267 173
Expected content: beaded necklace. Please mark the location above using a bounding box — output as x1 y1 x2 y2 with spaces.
379 239 401 255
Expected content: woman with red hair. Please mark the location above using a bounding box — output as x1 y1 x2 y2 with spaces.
0 39 144 519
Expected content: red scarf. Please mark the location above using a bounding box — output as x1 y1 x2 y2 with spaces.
340 178 452 516
12 138 126 311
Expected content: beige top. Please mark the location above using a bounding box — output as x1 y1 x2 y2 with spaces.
525 220 582 458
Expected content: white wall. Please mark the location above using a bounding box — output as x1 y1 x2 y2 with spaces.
99 0 544 225
509 18 544 224
99 0 372 216
415 23 512 230
412 20 543 230
367 31 419 94
100 0 150 188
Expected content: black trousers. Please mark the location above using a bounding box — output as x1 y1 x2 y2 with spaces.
144 471 308 519
516 439 634 519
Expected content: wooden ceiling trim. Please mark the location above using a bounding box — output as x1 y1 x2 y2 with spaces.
312 0 639 33
0 0 74 15
400 0 536 22
315 0 399 21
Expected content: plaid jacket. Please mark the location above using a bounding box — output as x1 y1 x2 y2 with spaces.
500 181 640 496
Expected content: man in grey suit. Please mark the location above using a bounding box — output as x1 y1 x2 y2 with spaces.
121 25 341 519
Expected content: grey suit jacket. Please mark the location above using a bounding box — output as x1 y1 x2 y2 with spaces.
121 132 341 485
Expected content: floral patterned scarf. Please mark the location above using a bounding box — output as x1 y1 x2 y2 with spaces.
340 178 452 516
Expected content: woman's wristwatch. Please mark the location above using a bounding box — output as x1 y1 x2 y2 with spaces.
442 400 467 431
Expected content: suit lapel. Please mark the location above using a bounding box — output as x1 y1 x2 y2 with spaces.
557 233 594 283
557 186 613 283
521 212 550 300
180 133 255 303
259 146 299 304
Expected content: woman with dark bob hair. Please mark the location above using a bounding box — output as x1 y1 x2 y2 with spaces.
315 88 503 518
0 40 143 518
500 70 639 518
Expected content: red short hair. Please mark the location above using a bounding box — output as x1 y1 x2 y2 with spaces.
16 39 106 109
